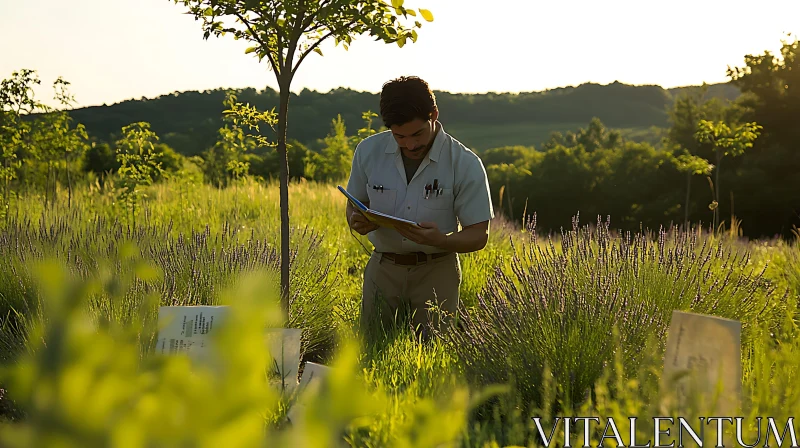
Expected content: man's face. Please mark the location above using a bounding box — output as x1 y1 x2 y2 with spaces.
390 115 437 160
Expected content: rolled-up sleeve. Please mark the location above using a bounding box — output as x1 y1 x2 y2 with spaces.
454 156 494 227
346 141 369 203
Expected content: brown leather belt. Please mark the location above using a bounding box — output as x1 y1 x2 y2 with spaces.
379 252 452 266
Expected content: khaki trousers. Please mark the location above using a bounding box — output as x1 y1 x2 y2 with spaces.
361 251 462 338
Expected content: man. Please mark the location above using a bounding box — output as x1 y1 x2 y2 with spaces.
345 75 494 340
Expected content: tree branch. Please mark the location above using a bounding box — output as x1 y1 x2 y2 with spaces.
301 0 334 30
234 11 281 75
291 17 359 77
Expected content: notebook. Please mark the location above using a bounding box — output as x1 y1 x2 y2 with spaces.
338 185 422 229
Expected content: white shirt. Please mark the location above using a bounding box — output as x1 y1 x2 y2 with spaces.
346 121 494 254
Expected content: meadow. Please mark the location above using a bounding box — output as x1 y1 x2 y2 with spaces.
0 176 799 447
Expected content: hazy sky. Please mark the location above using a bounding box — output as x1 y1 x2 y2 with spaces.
1 0 797 109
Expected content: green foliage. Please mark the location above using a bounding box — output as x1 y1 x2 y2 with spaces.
151 143 183 180
674 152 714 176
114 122 165 220
81 142 120 178
716 35 800 237
174 0 431 72
486 163 532 220
727 34 799 150
355 110 380 140
0 69 43 215
481 145 540 166
695 120 762 160
305 115 353 182
304 110 382 182
255 139 309 181
200 90 270 187
694 119 762 229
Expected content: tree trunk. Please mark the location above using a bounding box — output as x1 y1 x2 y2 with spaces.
45 162 52 208
506 183 513 222
715 150 721 230
66 155 72 209
3 158 9 223
278 75 291 321
684 171 691 229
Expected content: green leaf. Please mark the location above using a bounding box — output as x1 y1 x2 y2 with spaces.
406 9 416 16
203 6 213 16
419 8 434 21
314 47 323 56
245 46 257 54
391 0 404 8
397 36 406 48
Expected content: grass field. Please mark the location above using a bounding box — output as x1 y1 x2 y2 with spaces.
445 122 667 152
446 122 588 152
0 177 799 447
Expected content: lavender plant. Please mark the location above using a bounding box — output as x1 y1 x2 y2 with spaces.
441 213 784 418
0 211 340 364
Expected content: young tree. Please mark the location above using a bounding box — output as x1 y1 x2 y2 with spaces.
174 0 435 316
34 78 89 208
0 69 43 217
305 114 352 182
203 90 265 187
115 122 165 226
353 110 381 142
694 120 762 230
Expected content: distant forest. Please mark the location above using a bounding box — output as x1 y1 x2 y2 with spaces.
54 81 741 155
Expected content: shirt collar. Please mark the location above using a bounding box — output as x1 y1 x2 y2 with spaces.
384 120 446 162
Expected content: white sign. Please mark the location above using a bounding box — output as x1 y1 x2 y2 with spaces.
265 328 302 395
156 305 229 361
157 306 304 396
662 310 742 415
287 361 333 426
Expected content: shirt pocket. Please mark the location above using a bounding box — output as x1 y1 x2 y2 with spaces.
417 188 457 231
365 183 397 214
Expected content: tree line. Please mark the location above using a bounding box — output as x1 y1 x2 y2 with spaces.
27 79 740 157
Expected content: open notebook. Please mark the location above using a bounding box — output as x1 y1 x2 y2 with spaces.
338 185 422 229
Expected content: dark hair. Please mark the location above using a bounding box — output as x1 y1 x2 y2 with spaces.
379 76 437 128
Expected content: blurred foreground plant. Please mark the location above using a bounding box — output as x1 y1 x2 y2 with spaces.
0 250 480 446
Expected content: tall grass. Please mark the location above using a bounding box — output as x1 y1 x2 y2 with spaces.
1 177 799 447
0 183 346 364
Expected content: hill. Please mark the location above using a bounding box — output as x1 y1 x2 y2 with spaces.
59 81 740 155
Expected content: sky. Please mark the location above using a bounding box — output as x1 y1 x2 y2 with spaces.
1 0 798 110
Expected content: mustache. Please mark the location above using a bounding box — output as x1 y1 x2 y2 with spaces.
405 145 425 152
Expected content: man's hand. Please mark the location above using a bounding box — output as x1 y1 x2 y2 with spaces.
348 206 379 235
395 221 447 248
396 220 490 253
